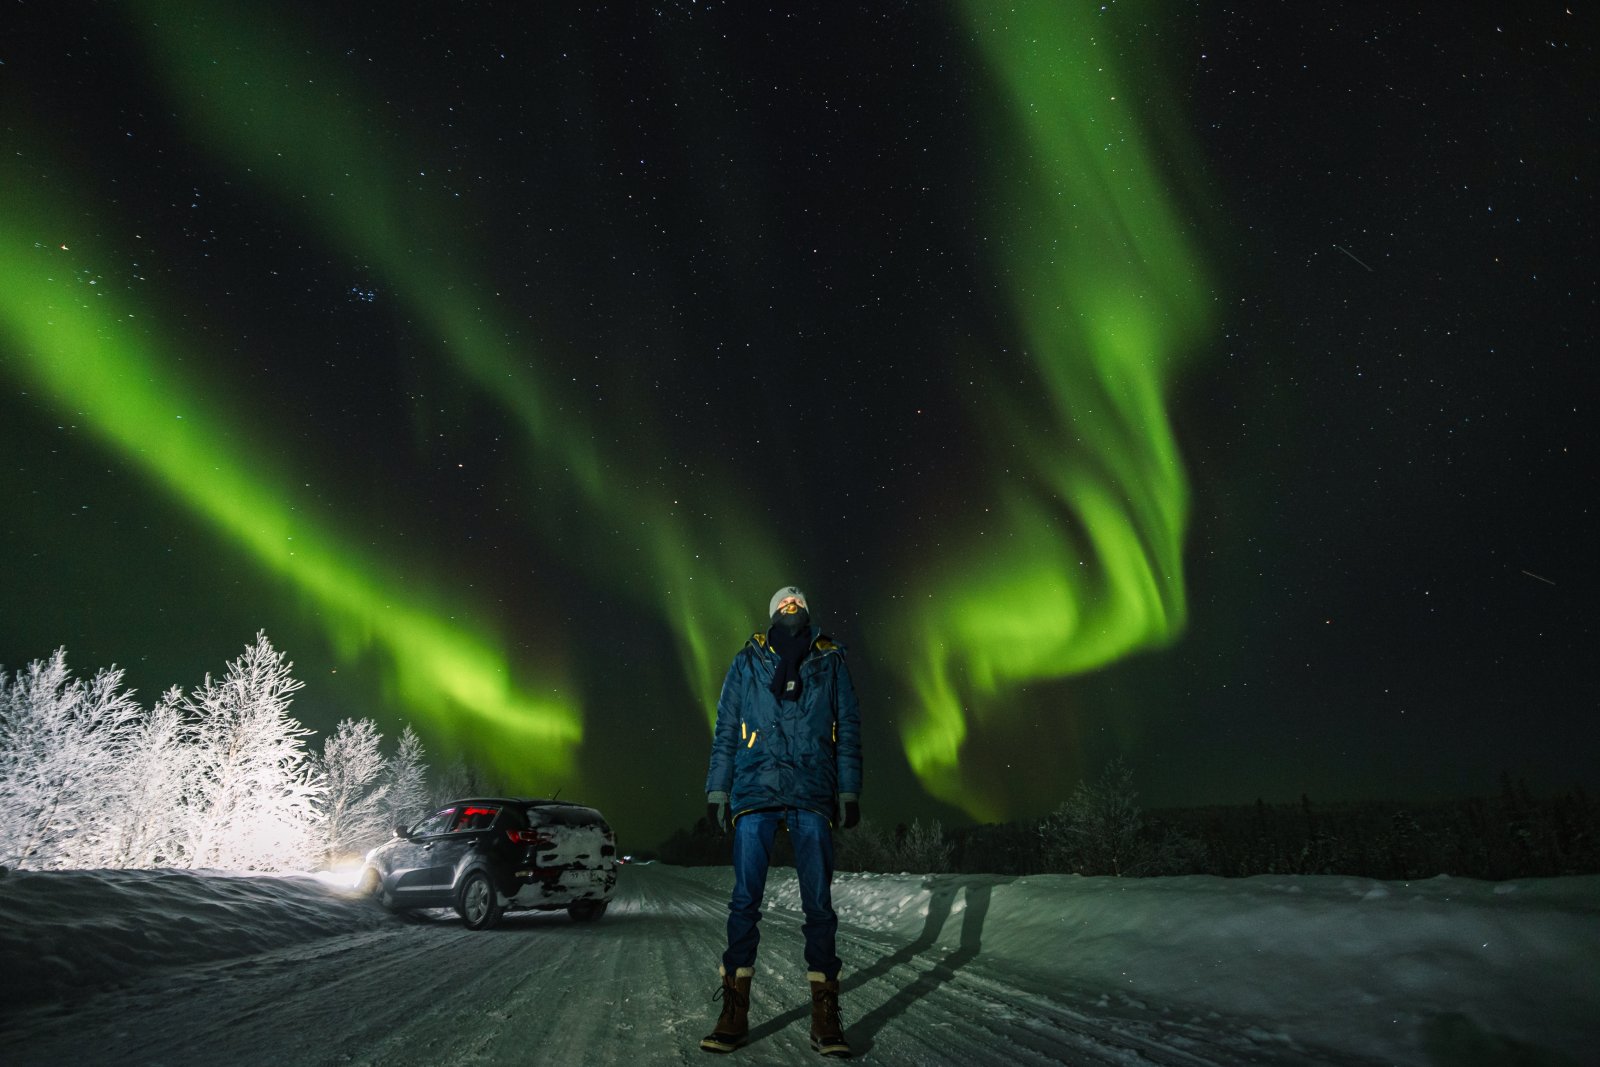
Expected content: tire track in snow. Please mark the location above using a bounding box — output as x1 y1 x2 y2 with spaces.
0 866 1383 1065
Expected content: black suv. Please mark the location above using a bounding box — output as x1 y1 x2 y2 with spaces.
358 797 617 929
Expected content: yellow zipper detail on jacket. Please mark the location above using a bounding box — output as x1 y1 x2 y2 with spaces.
747 730 758 748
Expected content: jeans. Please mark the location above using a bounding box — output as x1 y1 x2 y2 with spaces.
723 807 840 980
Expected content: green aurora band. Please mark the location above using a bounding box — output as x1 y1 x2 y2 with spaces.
129 1 793 722
0 165 584 784
4 2 1213 822
879 2 1214 819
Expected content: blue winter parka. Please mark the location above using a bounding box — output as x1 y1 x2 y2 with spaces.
704 627 862 822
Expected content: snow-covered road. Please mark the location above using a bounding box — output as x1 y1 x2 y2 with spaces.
2 864 1593 1065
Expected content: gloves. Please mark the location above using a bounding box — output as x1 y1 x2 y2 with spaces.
706 792 730 834
837 794 860 830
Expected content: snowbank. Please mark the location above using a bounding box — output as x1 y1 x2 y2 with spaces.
675 866 1600 1065
0 866 386 1011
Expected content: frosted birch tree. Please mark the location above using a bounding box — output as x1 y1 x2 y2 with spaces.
1041 758 1144 876
103 686 193 868
429 755 474 810
0 650 143 869
181 633 323 870
895 818 955 873
1 635 432 873
429 754 503 810
383 724 430 833
314 717 391 862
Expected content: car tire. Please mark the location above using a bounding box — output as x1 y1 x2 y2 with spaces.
457 870 503 930
568 899 608 922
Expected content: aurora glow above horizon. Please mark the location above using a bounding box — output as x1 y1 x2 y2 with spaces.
0 166 584 787
872 2 1214 819
2 0 1211 824
126 0 796 722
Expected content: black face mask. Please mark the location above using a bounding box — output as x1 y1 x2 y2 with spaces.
772 608 810 633
767 609 811 702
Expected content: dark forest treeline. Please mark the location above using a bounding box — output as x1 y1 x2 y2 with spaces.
962 777 1600 881
658 772 1600 881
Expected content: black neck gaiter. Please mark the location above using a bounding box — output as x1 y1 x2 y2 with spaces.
767 612 811 702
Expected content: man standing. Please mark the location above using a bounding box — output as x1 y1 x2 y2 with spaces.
700 586 862 1057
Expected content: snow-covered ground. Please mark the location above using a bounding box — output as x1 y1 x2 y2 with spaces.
0 863 1593 1065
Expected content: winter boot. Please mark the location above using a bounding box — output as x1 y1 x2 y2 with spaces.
807 972 852 1058
699 965 753 1053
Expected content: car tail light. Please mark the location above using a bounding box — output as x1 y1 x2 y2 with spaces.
506 829 553 847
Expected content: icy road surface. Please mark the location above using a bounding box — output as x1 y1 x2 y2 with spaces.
2 864 1594 1065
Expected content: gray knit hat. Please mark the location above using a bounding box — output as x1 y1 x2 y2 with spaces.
769 586 809 617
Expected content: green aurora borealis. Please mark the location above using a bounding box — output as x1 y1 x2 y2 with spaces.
885 1 1212 818
4 1 1593 843
124 0 797 725
4 0 1209 821
0 164 586 781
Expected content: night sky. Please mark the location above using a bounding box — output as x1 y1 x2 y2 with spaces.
3 2 1594 849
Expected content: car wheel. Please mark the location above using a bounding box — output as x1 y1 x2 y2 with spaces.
456 870 503 930
568 899 608 922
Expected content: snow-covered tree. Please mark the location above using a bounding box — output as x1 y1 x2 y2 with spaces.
181 633 322 871
0 650 143 869
382 724 430 833
896 818 954 873
429 754 500 809
313 717 391 863
103 686 193 868
833 818 895 872
1041 758 1144 876
1 635 436 873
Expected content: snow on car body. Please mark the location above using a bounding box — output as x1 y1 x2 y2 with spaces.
359 797 617 929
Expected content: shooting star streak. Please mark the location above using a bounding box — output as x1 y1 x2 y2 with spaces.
1521 570 1557 586
1333 244 1374 272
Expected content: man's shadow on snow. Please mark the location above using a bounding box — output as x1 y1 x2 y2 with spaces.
746 875 1009 1056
